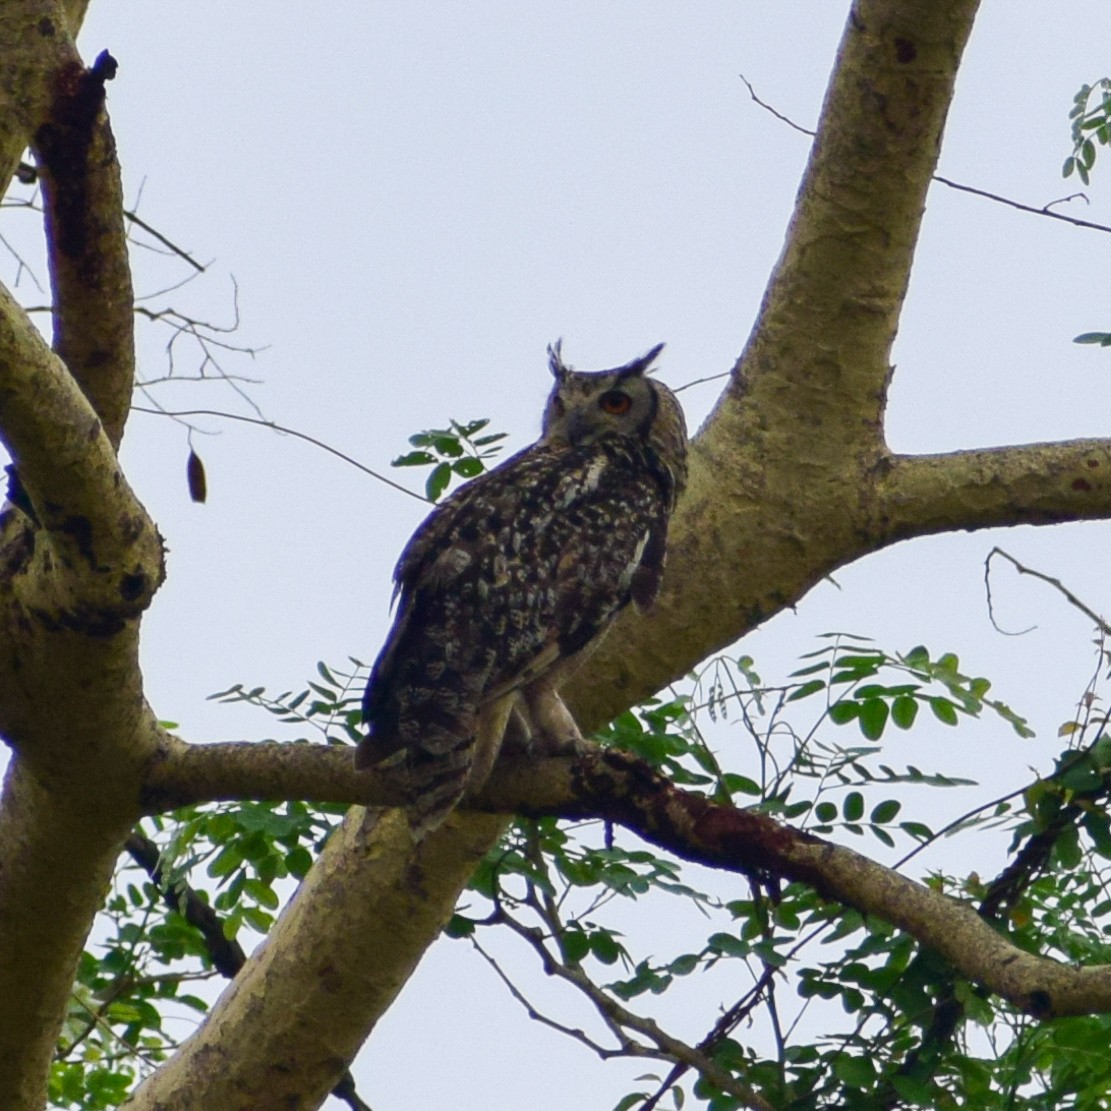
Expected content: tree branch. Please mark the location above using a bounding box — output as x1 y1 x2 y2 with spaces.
490 747 1111 1021
125 807 505 1111
563 0 984 736
35 47 135 449
144 735 1111 1022
0 280 163 626
124 831 373 1111
875 439 1111 541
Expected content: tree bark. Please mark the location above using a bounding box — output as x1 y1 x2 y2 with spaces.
0 5 163 1106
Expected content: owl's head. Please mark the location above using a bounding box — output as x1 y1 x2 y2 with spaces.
542 341 688 502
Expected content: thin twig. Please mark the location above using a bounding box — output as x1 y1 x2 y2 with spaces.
494 903 774 1111
640 964 780 1111
740 74 1111 236
130 406 428 502
739 75 815 137
933 175 1111 235
13 162 206 271
124 208 206 272
674 371 730 394
985 546 1111 638
470 938 618 1057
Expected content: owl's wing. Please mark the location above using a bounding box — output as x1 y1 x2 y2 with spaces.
628 510 671 612
358 450 535 767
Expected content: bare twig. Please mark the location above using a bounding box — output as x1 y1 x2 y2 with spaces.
985 546 1111 638
740 74 1111 236
130 406 428 502
16 160 206 271
675 371 730 394
124 208 205 272
470 938 617 1057
933 175 1111 235
486 879 775 1111
640 965 780 1111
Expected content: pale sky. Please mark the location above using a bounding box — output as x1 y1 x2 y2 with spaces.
6 3 1111 1107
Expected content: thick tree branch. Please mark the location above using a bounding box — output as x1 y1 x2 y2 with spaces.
567 0 983 734
142 738 403 814
0 282 162 624
125 807 505 1111
493 748 1111 1021
144 737 1111 1023
0 759 137 1108
124 831 372 1111
732 0 978 434
0 4 77 197
0 3 90 195
0 15 161 1104
35 47 135 449
875 439 1111 540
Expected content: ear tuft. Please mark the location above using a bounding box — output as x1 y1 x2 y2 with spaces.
614 342 666 379
547 339 570 379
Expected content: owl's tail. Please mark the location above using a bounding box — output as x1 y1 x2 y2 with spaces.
357 688 481 840
399 743 475 840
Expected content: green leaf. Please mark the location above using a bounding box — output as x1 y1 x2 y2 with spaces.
452 457 485 478
425 461 452 502
1055 825 1083 869
708 932 749 958
561 930 590 963
929 697 959 725
832 1055 876 1087
858 698 889 740
814 801 838 823
1074 332 1111 346
590 931 622 965
669 953 700 976
723 773 761 796
828 700 859 725
891 695 918 729
614 1095 649 1111
871 799 902 824
843 791 865 822
391 450 436 468
787 678 826 702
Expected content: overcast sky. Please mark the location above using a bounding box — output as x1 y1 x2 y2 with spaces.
6 3 1111 1107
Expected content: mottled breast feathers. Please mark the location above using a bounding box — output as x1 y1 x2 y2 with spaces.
358 342 688 838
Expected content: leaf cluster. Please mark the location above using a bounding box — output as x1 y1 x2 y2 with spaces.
1063 78 1111 186
391 417 507 501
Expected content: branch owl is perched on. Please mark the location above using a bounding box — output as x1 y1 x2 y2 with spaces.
357 342 688 838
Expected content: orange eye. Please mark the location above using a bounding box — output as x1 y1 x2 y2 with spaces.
599 390 632 415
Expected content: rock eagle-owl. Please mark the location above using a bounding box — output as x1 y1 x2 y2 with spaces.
357 342 688 837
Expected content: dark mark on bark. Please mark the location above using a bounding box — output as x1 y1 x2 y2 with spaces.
58 514 99 569
893 37 916 63
119 570 147 602
33 50 119 259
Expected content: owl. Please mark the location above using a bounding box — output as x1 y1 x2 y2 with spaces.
356 342 688 838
